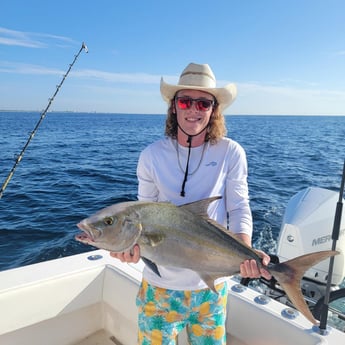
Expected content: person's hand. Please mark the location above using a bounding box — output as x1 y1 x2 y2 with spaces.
110 244 141 263
240 250 272 280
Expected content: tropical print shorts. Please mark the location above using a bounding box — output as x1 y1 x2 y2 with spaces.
136 279 228 345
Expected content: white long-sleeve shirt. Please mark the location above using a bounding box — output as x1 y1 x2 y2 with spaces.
137 136 252 290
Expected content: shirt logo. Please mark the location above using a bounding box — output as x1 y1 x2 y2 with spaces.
205 161 217 167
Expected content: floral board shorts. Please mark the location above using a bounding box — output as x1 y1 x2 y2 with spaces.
136 279 228 345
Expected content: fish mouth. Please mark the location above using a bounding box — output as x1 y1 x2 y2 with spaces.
75 232 95 245
76 222 96 244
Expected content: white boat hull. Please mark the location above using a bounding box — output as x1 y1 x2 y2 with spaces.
0 250 344 345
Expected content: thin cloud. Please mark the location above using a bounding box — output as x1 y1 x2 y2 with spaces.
0 61 160 84
0 27 76 48
0 61 63 75
239 81 345 98
73 69 159 84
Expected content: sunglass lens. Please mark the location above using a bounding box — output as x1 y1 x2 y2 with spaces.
197 100 212 111
176 97 213 111
177 97 191 109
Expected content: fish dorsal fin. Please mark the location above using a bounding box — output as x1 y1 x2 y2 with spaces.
180 196 222 218
204 217 253 248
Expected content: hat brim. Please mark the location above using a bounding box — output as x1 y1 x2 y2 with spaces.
160 77 237 112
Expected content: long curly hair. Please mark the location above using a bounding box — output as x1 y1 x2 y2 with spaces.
164 97 227 144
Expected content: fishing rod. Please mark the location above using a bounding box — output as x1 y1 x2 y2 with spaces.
318 158 345 334
0 42 88 199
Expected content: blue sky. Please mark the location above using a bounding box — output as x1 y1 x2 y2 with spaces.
1 0 344 115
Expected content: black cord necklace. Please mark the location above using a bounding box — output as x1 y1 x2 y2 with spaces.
177 123 209 197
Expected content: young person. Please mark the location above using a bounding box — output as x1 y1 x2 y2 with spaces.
111 63 270 344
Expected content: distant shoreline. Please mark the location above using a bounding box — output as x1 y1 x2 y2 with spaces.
0 110 344 117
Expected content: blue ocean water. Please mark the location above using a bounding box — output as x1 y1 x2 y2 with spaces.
0 112 344 272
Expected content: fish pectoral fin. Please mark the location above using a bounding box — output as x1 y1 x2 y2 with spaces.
142 257 161 277
141 232 165 247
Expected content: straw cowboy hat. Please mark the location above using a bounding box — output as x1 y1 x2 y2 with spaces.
160 63 237 112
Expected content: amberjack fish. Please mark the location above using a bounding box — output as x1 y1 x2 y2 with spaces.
76 196 338 325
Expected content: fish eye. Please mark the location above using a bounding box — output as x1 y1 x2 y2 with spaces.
103 216 115 226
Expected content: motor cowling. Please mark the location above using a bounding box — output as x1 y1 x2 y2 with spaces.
277 187 345 286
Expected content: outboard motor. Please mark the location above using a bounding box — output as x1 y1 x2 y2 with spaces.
277 187 345 298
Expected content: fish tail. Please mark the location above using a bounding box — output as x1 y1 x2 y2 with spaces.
269 250 339 325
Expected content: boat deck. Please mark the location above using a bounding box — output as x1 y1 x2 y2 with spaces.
75 330 121 345
74 329 246 345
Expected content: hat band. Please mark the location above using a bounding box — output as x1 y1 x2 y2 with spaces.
180 70 216 82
